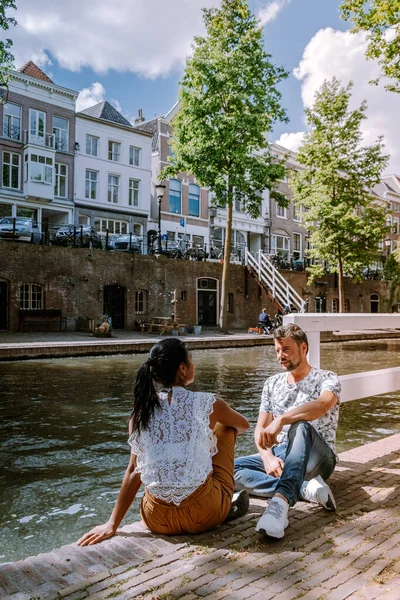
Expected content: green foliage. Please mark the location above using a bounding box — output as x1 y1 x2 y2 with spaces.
161 0 288 215
383 253 400 310
291 78 389 309
340 0 400 93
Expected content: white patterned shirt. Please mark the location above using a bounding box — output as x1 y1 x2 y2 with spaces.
128 387 217 505
259 368 341 454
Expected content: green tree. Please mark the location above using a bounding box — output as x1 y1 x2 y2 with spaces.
0 0 16 81
161 0 288 332
291 78 389 312
340 0 400 93
383 253 400 311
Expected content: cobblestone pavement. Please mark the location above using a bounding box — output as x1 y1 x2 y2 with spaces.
1 434 400 600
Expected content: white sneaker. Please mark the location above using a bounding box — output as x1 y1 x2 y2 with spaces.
255 496 289 539
301 475 336 511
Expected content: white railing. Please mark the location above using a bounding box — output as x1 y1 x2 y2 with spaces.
24 129 55 149
283 313 400 403
245 249 306 312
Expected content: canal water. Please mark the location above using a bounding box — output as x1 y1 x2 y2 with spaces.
1 340 400 563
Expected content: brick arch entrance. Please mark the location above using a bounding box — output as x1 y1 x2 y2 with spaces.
197 278 218 326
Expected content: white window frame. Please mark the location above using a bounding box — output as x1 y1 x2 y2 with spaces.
135 290 147 314
85 169 98 200
95 217 128 235
189 183 200 217
29 109 46 142
2 151 20 189
129 178 140 207
53 116 69 152
54 162 68 198
29 153 53 185
271 234 290 257
393 217 399 234
293 204 301 222
108 140 121 162
332 299 338 313
129 146 140 166
293 232 301 259
19 283 43 310
86 134 99 157
3 102 21 140
108 174 120 203
276 203 287 219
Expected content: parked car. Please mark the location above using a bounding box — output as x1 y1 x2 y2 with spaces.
109 233 142 253
52 225 102 249
0 217 41 243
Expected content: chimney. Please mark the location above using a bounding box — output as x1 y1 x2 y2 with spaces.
135 108 145 124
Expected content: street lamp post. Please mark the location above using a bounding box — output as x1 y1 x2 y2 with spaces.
155 183 166 255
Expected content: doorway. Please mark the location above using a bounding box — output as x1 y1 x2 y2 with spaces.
104 285 126 329
197 278 218 326
370 293 379 313
0 281 8 329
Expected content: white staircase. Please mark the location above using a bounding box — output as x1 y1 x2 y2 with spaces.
245 249 306 313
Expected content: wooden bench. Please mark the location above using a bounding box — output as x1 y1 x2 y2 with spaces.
19 309 67 332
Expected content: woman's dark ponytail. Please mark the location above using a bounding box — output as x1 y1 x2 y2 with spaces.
131 338 189 433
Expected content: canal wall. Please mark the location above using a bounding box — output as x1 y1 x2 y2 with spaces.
0 242 392 332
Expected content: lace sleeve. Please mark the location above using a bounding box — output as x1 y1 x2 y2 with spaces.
197 392 218 456
127 431 144 471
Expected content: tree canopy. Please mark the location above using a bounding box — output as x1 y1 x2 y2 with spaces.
161 0 288 331
291 78 389 312
340 0 400 93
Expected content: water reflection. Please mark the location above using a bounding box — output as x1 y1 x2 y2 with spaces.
1 341 400 562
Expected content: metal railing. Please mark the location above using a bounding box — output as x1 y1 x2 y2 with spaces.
24 130 55 149
3 123 21 141
246 248 306 312
284 313 400 403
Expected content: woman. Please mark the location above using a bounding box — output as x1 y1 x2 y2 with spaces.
78 338 249 545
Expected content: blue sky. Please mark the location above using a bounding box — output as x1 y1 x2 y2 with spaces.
7 0 399 171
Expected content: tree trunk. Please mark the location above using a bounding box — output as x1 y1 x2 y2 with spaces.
219 189 233 333
338 257 345 313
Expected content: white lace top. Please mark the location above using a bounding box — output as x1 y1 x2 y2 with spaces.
128 387 217 505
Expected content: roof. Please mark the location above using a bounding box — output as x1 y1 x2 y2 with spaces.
79 101 133 128
135 117 159 152
18 61 53 83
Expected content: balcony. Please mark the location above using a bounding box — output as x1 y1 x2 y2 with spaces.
24 130 55 149
55 137 69 152
3 123 21 141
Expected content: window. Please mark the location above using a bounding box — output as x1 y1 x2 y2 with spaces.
189 184 200 217
332 299 338 313
272 234 290 258
3 152 20 189
181 291 187 301
192 235 204 247
94 218 128 235
393 217 399 234
108 141 121 162
167 231 176 242
29 109 45 142
293 204 301 222
19 283 43 310
135 290 146 314
30 154 53 184
169 179 181 214
129 146 140 166
293 233 301 260
86 134 99 157
276 203 287 218
235 195 243 212
129 178 139 206
85 170 98 200
344 299 350 313
54 163 67 197
3 103 21 140
228 293 234 314
133 223 142 236
53 116 69 152
108 174 120 203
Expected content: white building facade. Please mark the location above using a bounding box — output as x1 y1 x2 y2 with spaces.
74 102 152 245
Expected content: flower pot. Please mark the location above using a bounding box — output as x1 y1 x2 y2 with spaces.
172 329 179 336
194 325 202 335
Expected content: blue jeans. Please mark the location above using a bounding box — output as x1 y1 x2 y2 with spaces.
234 421 336 507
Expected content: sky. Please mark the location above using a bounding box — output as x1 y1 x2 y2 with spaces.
5 0 399 173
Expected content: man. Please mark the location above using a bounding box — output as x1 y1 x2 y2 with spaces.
258 308 272 334
234 323 340 539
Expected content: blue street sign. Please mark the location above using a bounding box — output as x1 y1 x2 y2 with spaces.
180 218 185 227
162 234 168 241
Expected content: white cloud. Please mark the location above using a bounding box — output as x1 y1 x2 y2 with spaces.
76 82 106 112
258 0 291 27
275 131 305 152
293 27 399 173
8 0 219 79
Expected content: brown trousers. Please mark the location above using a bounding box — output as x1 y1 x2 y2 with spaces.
140 423 236 535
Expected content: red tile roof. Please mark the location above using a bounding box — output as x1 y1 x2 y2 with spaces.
18 61 53 83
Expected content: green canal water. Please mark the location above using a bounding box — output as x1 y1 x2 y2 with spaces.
1 340 400 563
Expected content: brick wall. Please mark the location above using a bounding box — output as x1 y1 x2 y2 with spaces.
0 243 392 332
